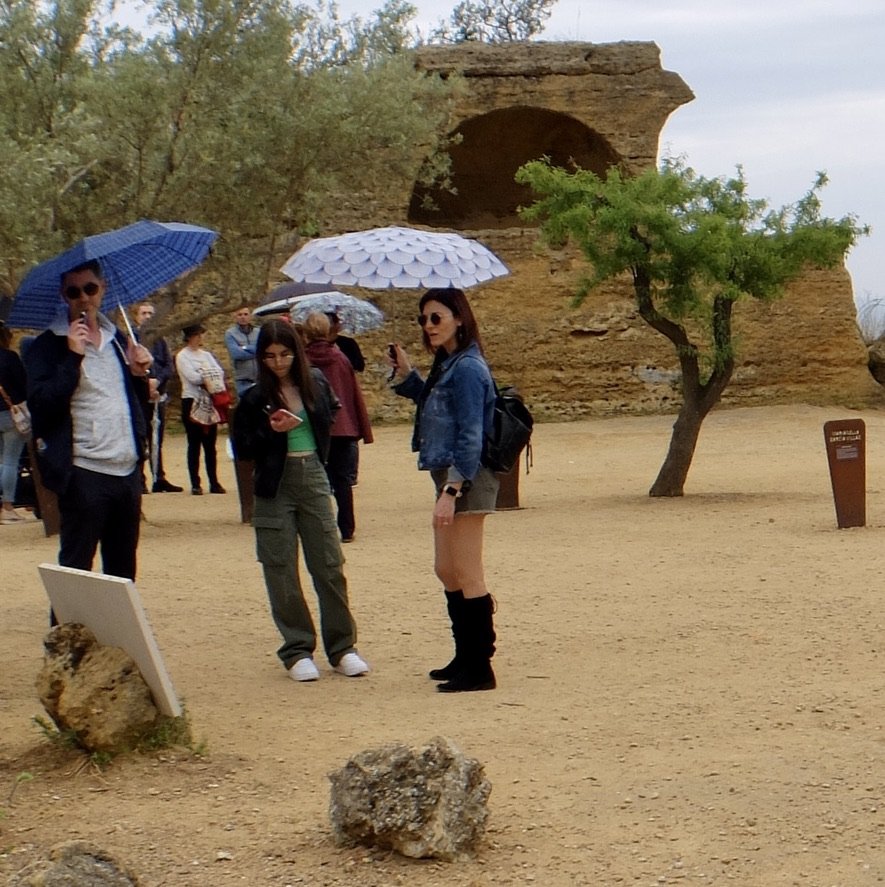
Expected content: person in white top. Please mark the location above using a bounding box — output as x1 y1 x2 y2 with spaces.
175 324 226 495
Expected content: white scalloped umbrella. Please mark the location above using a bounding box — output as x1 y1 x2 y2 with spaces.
280 225 510 290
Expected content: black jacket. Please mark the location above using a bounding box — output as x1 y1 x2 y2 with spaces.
24 327 148 495
0 347 27 408
232 369 339 499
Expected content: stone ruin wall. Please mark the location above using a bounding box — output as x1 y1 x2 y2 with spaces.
328 42 879 421
351 232 874 424
200 41 881 421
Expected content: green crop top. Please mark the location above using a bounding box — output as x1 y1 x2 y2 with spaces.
286 409 317 453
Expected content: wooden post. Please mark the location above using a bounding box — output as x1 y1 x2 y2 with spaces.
495 462 521 510
823 419 865 528
26 439 61 537
234 459 254 524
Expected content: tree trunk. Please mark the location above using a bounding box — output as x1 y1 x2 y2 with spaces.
632 263 736 497
648 398 707 497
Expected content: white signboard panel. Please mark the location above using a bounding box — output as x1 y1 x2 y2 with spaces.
38 563 181 717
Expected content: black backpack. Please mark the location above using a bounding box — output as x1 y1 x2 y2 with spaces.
482 384 533 474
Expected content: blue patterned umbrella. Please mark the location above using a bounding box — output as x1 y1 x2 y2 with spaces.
8 220 218 330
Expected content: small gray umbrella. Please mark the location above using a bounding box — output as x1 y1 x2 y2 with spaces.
286 292 384 335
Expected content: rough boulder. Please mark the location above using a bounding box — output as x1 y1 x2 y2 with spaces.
36 623 159 754
8 840 140 886
328 735 491 861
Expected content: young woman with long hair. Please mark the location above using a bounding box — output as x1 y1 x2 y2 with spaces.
232 319 368 683
389 288 499 692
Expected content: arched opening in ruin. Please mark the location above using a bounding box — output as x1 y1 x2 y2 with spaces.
408 106 620 230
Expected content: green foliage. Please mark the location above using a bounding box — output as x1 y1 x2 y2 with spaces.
517 157 868 371
136 710 199 753
0 0 457 311
518 156 868 496
4 771 35 809
32 714 80 749
32 706 203 765
430 0 556 43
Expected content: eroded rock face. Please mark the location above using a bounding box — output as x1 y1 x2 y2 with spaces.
328 735 491 861
330 42 880 417
866 337 885 384
36 623 159 754
173 41 879 418
8 840 139 886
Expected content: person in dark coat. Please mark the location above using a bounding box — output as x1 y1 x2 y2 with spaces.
133 302 183 493
0 321 32 524
25 259 151 580
302 312 373 542
325 312 365 372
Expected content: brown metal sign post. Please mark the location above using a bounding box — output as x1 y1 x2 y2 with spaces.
823 419 865 528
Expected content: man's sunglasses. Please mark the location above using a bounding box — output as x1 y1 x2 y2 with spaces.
64 282 100 299
417 312 448 327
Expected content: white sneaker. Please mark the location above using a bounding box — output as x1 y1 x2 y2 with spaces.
334 652 369 677
288 658 320 682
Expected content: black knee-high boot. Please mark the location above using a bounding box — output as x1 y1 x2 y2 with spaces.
429 589 465 681
438 593 496 693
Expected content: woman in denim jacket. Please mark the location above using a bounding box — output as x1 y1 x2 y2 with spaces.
390 288 499 693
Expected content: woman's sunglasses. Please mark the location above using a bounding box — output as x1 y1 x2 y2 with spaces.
417 312 449 327
64 282 100 299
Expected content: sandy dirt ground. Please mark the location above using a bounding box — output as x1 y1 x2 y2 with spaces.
2 404 885 886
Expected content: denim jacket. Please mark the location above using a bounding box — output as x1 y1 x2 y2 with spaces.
394 342 495 483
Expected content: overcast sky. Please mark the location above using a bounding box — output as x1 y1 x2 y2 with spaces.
119 0 884 308
332 0 885 309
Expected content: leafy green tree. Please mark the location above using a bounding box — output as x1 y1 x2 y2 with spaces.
0 0 104 290
517 158 868 497
0 0 457 321
430 0 556 43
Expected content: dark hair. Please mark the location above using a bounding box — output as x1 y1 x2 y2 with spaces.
0 322 11 350
418 287 483 355
256 319 316 411
60 259 104 287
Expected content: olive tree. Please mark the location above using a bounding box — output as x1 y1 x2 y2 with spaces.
429 0 557 43
517 157 868 497
0 0 458 317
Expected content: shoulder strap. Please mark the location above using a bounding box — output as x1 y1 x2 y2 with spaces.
0 383 14 409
